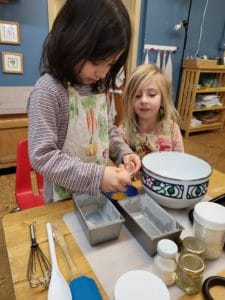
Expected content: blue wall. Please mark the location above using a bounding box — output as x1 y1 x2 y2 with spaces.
184 0 225 58
138 0 225 103
0 0 48 86
138 0 190 102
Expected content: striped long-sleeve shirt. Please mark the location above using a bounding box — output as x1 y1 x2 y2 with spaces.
27 73 132 202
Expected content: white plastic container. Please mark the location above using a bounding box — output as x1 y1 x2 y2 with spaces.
153 239 178 286
114 270 170 300
193 202 225 259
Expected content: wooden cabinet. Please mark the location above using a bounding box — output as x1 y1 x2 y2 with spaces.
0 114 28 168
177 61 225 137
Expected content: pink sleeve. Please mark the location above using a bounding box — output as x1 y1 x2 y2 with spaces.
172 122 184 152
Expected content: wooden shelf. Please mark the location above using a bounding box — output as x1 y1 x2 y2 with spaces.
177 65 225 137
193 106 225 112
189 122 223 132
183 60 225 70
196 87 225 93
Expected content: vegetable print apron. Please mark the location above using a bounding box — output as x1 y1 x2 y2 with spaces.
53 85 109 201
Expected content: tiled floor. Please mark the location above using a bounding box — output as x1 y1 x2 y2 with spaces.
0 127 225 300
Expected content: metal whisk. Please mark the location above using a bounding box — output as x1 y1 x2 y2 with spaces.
27 223 51 288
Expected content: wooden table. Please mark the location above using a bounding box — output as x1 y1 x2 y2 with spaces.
3 169 225 300
2 201 107 299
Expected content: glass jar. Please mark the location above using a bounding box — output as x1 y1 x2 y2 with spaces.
176 253 204 295
153 239 178 286
193 202 225 259
181 236 206 259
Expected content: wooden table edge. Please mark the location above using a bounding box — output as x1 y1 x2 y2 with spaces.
2 200 108 299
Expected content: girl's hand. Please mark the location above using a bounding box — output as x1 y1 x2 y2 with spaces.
100 166 132 193
122 153 141 175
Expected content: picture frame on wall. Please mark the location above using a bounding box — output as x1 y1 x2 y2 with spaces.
0 21 20 44
2 51 24 74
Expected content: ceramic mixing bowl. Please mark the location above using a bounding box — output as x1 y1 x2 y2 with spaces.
142 152 212 209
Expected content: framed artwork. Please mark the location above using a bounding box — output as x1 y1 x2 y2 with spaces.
2 51 24 74
0 21 20 44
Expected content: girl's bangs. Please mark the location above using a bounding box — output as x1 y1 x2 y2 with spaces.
90 44 123 61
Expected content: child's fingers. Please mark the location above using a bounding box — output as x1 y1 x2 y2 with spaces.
118 171 132 187
124 161 135 175
123 154 141 174
101 166 131 192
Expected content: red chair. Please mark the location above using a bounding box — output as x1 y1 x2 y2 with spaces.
15 139 45 210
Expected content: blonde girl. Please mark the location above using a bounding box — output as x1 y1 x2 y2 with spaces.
120 63 184 160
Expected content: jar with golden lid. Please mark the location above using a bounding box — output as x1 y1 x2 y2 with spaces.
176 253 204 295
181 236 206 259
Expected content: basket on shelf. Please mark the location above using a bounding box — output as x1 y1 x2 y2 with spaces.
183 59 217 68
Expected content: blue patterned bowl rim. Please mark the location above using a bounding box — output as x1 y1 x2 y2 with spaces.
142 167 211 183
142 152 212 182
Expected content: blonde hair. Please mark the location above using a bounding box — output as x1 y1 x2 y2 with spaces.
121 63 180 145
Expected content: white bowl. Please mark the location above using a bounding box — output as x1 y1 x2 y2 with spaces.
142 152 212 209
114 270 170 300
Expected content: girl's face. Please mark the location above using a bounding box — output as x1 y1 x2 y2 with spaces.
76 52 122 85
132 80 162 122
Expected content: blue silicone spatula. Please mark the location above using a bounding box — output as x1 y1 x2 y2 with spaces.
53 228 102 300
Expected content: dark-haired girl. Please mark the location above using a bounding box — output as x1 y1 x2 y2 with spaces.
27 0 141 202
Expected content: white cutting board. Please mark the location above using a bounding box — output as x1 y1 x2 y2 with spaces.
63 206 225 300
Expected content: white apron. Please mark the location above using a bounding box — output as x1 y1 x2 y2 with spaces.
53 85 109 201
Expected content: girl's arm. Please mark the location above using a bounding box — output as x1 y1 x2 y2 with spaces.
108 122 141 173
117 124 128 143
172 122 184 152
108 122 133 165
107 95 133 164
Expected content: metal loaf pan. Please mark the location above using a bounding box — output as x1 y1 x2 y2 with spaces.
112 193 183 256
72 193 125 245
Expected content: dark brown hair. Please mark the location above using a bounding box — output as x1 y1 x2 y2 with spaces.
40 0 131 91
